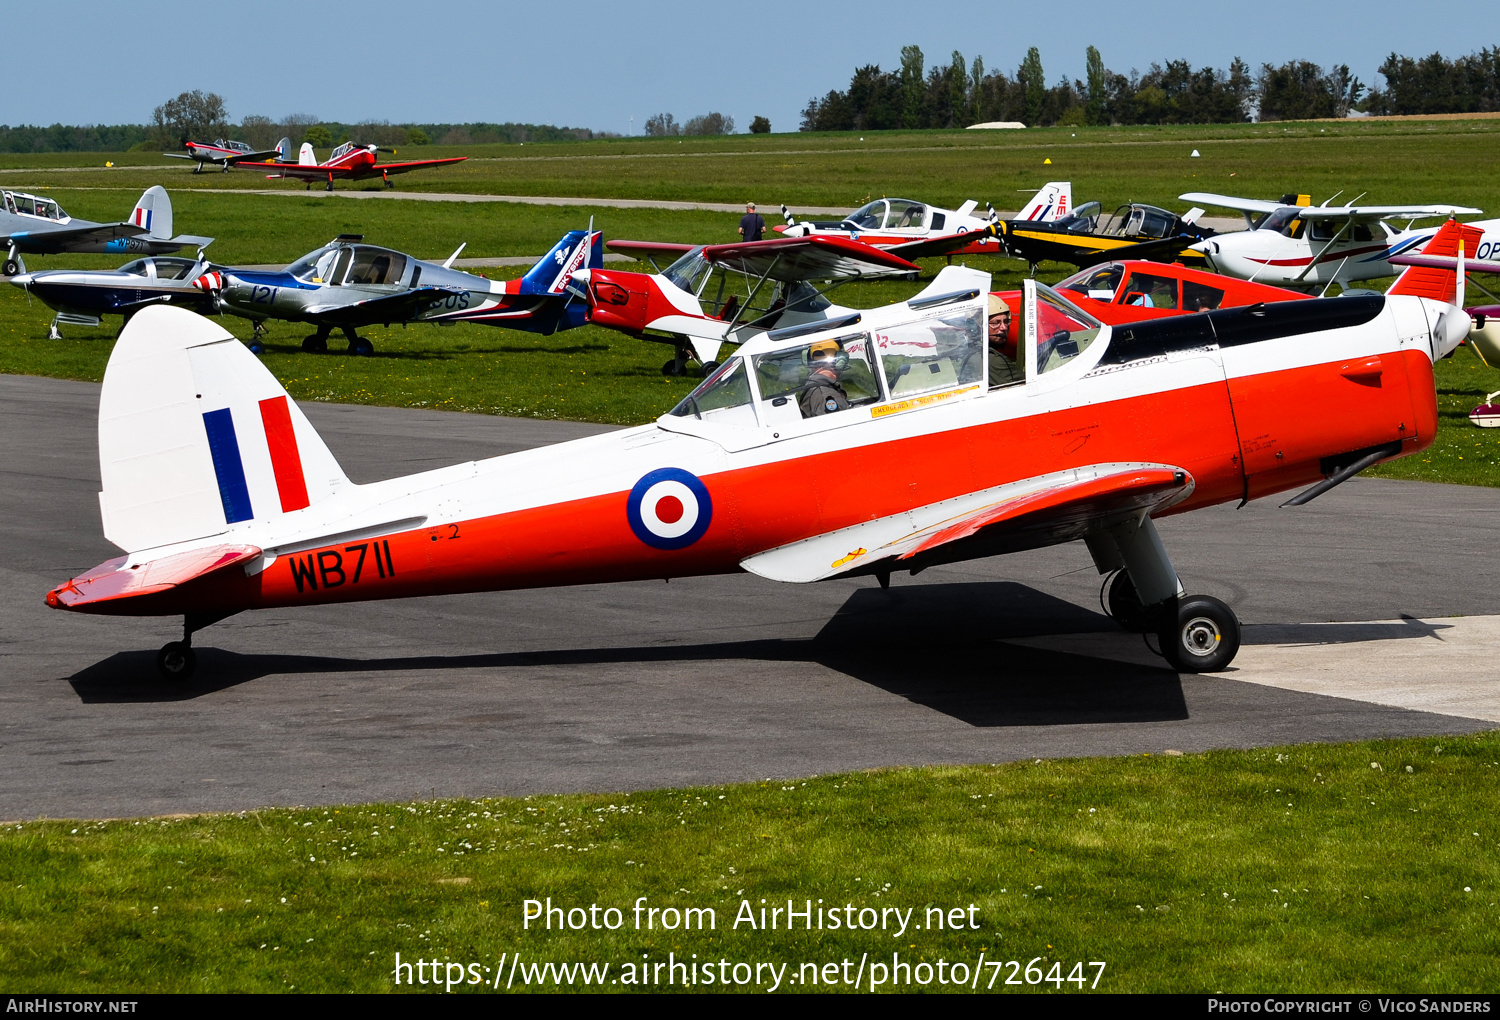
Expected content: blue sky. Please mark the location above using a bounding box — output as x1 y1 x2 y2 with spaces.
6 1 1494 134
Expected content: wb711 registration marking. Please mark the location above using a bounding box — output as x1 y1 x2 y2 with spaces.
288 540 395 592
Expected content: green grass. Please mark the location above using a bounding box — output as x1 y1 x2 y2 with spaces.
6 119 1500 212
2 734 1496 993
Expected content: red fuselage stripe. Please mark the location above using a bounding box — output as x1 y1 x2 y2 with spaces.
258 396 311 512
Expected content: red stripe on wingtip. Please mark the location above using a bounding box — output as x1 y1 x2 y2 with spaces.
258 396 310 512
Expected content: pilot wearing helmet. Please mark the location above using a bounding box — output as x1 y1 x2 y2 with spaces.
798 338 851 418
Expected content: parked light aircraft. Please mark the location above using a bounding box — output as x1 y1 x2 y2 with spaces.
210 229 602 354
236 138 467 191
583 234 927 376
164 138 281 173
1182 191 1494 289
990 190 1215 272
46 257 1471 681
772 182 1067 256
11 255 223 338
1 186 213 276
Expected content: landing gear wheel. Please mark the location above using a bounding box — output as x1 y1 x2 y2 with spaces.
1158 595 1240 673
661 358 686 377
156 641 197 681
325 180 335 192
2 259 18 277
1107 571 1154 632
47 324 62 340
699 360 719 378
349 337 374 356
302 334 328 353
247 341 265 355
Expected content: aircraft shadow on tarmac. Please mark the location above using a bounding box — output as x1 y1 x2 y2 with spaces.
65 582 1195 725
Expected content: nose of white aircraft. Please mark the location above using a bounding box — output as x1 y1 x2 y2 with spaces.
1188 239 1218 269
1434 306 1473 359
9 272 33 286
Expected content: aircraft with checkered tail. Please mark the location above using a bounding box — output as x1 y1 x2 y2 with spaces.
46 250 1474 681
1 186 213 277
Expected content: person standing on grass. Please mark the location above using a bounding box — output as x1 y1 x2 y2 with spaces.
738 202 766 242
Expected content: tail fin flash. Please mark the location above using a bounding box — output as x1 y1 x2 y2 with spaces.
275 136 292 162
518 229 602 295
98 306 348 553
1387 219 1484 302
298 143 317 166
1018 182 1071 222
131 186 173 240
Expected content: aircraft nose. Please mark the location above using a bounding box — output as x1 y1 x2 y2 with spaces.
9 273 33 286
1435 307 1472 359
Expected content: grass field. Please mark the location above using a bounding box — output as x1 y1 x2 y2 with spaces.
2 734 1496 993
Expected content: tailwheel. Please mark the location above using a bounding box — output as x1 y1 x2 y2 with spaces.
156 641 197 682
1158 595 1240 673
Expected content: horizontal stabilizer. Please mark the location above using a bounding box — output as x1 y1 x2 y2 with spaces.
742 464 1192 583
46 544 259 612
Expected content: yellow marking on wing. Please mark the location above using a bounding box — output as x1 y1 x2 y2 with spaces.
831 548 867 569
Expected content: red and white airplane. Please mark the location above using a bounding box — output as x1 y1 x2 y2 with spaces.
774 182 1070 257
237 139 467 191
46 252 1471 681
1182 190 1495 290
587 233 941 376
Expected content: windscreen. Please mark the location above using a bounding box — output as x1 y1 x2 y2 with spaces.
1033 283 1104 375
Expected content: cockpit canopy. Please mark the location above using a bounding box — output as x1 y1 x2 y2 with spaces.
844 198 929 231
3 191 66 220
1100 204 1180 239
287 242 409 286
216 139 254 153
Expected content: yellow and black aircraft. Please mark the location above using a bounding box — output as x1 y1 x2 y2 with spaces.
993 200 1215 272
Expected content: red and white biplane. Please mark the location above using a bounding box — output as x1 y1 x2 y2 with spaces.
47 251 1471 681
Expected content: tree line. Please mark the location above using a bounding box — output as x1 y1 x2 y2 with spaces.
0 90 606 154
800 44 1500 129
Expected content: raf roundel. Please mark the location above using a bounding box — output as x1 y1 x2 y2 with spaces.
627 467 713 550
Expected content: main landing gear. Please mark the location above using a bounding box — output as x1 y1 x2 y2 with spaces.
1089 514 1241 673
301 326 373 355
661 337 716 378
155 611 239 681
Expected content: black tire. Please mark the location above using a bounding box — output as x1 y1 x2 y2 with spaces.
699 360 719 378
156 642 197 681
1158 595 1240 673
2 259 18 277
350 337 374 356
248 341 265 355
1107 571 1149 631
662 359 684 377
302 335 328 353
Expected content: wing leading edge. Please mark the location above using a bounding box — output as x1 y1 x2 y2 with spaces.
741 464 1193 584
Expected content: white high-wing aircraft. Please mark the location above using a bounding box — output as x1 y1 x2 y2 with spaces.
1181 191 1497 290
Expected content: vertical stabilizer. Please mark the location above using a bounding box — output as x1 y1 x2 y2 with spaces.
275 137 292 162
298 143 317 166
1387 219 1484 302
131 186 173 240
97 306 349 553
1018 182 1071 222
518 229 602 295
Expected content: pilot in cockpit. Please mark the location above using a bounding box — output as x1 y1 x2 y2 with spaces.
798 339 851 417
983 294 1022 386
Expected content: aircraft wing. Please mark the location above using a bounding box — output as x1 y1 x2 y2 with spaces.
884 225 1000 260
46 544 260 612
700 235 919 281
368 157 468 175
1389 252 1500 274
1 222 149 247
1072 234 1206 268
303 285 468 323
162 152 198 161
606 240 695 264
1298 204 1482 221
1179 192 1284 214
741 463 1192 583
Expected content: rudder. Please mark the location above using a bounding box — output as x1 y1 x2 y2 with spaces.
98 306 349 553
518 229 602 295
131 185 173 240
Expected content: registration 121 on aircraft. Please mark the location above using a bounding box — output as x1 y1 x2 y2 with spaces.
46 264 1470 680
